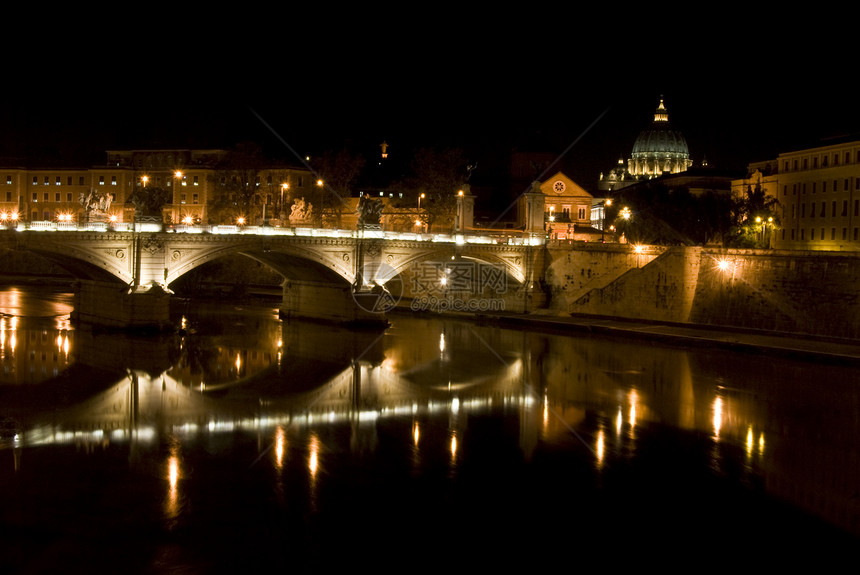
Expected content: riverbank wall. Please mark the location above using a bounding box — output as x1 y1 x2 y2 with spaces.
543 244 860 340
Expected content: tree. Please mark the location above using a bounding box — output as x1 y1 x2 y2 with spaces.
389 147 471 233
312 148 366 228
208 142 269 225
728 183 780 248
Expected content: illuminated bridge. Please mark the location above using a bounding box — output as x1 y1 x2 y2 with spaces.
1 222 548 329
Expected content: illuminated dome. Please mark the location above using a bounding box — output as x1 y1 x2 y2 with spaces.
628 97 692 178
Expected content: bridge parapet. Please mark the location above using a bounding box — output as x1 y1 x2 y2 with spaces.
3 226 549 328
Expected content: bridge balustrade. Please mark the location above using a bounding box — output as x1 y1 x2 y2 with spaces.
4 220 545 246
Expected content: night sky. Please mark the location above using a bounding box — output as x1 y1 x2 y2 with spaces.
3 31 857 197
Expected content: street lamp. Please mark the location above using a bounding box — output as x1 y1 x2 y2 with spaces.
174 171 183 224
280 183 289 223
601 198 612 241
315 179 324 228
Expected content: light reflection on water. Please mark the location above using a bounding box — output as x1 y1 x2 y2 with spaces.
0 288 859 571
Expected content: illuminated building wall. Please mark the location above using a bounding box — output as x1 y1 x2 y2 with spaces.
0 149 313 226
733 138 860 251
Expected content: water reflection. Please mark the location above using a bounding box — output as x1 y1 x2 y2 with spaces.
1 288 859 569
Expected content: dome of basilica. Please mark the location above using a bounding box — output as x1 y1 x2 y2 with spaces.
627 97 692 178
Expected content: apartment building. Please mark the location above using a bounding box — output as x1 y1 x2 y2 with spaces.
0 149 313 225
733 137 860 251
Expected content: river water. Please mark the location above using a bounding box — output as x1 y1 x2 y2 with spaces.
0 285 858 573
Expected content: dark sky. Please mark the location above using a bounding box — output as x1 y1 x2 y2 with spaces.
4 32 858 196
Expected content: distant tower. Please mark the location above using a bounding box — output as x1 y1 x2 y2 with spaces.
627 96 692 178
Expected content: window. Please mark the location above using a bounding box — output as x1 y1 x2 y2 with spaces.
811 228 815 240
43 193 49 201
66 193 72 202
193 176 199 186
832 228 836 240
111 176 117 186
832 201 837 217
843 200 848 216
55 176 61 185
32 192 37 202
67 176 72 185
5 175 10 185
79 176 85 185
55 192 60 202
5 192 11 201
43 176 49 185
99 176 104 185
192 193 199 204
32 176 38 186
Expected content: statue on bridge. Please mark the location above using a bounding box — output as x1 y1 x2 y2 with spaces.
357 193 384 229
79 190 114 220
289 197 313 225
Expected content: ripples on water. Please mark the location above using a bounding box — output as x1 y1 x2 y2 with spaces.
0 287 858 573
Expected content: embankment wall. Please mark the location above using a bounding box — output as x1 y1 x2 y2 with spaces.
543 245 860 340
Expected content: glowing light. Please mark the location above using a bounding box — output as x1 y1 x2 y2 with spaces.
633 244 644 254
716 257 734 273
450 432 458 457
439 333 446 353
596 428 605 465
746 426 754 455
628 390 638 429
616 407 623 434
620 207 632 220
308 434 320 478
713 396 723 438
412 422 420 446
236 216 246 226
168 456 179 490
274 427 286 469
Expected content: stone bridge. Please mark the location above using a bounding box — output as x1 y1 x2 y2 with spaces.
1 225 547 329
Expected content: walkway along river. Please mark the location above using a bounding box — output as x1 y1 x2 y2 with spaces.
1 285 858 573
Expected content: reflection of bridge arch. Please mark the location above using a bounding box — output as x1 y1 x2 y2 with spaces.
5 351 530 450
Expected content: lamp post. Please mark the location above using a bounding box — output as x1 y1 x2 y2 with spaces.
315 179 324 228
174 171 183 224
280 183 289 224
601 198 612 242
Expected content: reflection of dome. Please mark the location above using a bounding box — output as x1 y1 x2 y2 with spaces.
628 97 692 178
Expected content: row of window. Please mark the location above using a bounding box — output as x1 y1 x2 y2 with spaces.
789 199 860 219
3 191 203 204
784 149 860 172
783 178 860 195
2 175 202 186
4 173 308 188
784 227 860 241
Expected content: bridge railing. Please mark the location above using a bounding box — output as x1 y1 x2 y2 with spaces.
2 221 546 246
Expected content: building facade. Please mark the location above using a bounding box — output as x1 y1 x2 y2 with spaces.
0 149 314 226
732 138 860 251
